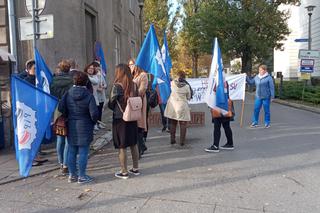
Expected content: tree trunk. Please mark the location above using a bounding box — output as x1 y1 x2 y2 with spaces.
192 53 198 78
241 49 252 75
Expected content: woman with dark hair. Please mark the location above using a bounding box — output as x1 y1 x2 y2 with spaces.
164 71 192 146
51 59 73 175
59 71 98 184
128 58 148 157
108 64 140 179
84 63 100 131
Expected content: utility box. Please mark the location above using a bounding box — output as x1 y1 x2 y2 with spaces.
0 49 16 149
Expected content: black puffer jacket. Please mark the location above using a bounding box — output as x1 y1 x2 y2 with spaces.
50 73 73 100
59 86 98 146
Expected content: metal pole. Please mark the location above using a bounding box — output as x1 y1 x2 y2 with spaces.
32 0 36 52
7 0 17 67
139 6 143 47
308 12 312 50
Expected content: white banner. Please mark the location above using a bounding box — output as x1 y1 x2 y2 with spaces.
187 73 246 104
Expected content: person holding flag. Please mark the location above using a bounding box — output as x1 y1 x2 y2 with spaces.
204 38 234 153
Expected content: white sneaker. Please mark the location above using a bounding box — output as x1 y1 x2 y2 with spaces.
94 125 99 131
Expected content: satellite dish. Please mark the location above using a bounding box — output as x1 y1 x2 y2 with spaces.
25 0 46 16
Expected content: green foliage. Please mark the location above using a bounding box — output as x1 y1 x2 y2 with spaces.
180 0 301 74
275 81 320 105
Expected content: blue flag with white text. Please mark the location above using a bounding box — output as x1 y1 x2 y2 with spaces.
136 25 171 103
34 48 54 140
161 31 172 76
95 41 107 77
11 76 58 177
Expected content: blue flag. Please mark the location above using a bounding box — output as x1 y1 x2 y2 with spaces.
11 76 58 177
95 41 107 77
136 25 171 103
215 39 228 111
34 48 54 140
161 31 172 76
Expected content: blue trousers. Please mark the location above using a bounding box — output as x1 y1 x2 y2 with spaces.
56 136 68 166
252 97 271 125
67 144 89 178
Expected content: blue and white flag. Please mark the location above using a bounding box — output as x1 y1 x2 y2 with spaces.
161 31 172 76
136 25 171 103
95 41 107 77
34 48 53 94
11 76 58 177
205 38 228 113
34 48 53 140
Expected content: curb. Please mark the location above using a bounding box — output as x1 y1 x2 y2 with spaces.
0 131 112 186
273 99 320 114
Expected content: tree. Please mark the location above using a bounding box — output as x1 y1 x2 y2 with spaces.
191 0 300 74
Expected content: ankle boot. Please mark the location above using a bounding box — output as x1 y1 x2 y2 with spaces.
170 119 177 144
179 121 187 146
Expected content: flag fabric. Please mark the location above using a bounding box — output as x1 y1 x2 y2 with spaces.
34 48 53 93
94 41 107 77
34 48 53 140
11 76 58 177
136 25 171 104
226 73 246 100
205 38 228 114
161 31 172 76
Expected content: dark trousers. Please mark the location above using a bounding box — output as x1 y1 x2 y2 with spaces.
213 118 233 147
159 104 170 129
97 102 104 122
138 127 147 157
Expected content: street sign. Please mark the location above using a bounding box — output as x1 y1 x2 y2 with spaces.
25 0 46 16
300 73 311 80
294 38 309 42
299 49 320 59
19 15 54 40
300 59 314 73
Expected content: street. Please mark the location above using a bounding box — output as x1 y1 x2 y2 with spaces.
0 96 320 213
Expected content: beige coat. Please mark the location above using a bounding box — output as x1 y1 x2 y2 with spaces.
133 72 148 130
164 79 191 121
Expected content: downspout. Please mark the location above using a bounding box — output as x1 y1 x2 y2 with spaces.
7 0 18 72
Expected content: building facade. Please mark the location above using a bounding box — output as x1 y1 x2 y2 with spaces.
274 0 320 80
16 0 143 79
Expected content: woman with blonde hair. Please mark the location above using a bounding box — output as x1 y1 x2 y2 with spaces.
164 70 192 146
128 58 148 157
108 64 140 179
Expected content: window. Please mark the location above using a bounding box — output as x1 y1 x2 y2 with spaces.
114 30 121 65
85 7 97 63
129 0 135 13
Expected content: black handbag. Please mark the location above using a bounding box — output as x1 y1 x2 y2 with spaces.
147 89 158 108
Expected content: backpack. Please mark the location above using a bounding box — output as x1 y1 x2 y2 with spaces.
146 89 159 108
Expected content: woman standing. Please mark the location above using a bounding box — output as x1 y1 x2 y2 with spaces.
246 64 275 128
93 62 107 129
128 59 148 157
108 64 140 179
84 63 100 131
59 71 98 184
50 60 73 175
164 71 192 146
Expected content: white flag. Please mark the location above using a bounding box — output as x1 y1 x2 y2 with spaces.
226 73 246 100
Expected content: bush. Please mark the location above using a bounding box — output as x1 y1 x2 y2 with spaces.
275 81 320 105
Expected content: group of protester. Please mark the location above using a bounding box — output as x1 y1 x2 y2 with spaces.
17 57 274 184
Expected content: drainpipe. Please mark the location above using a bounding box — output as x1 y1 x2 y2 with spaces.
7 0 18 72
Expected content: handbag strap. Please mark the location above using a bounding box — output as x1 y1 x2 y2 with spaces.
116 100 124 113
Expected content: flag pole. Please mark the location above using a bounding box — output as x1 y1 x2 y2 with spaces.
240 99 245 128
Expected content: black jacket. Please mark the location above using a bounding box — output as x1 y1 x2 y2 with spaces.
108 84 125 120
59 86 99 146
50 73 73 100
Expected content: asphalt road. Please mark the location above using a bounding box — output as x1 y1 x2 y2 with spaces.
1 96 320 213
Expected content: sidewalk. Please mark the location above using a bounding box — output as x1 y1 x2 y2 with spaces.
0 109 113 185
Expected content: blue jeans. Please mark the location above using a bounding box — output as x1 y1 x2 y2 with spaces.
67 144 90 178
56 136 68 166
252 97 271 125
